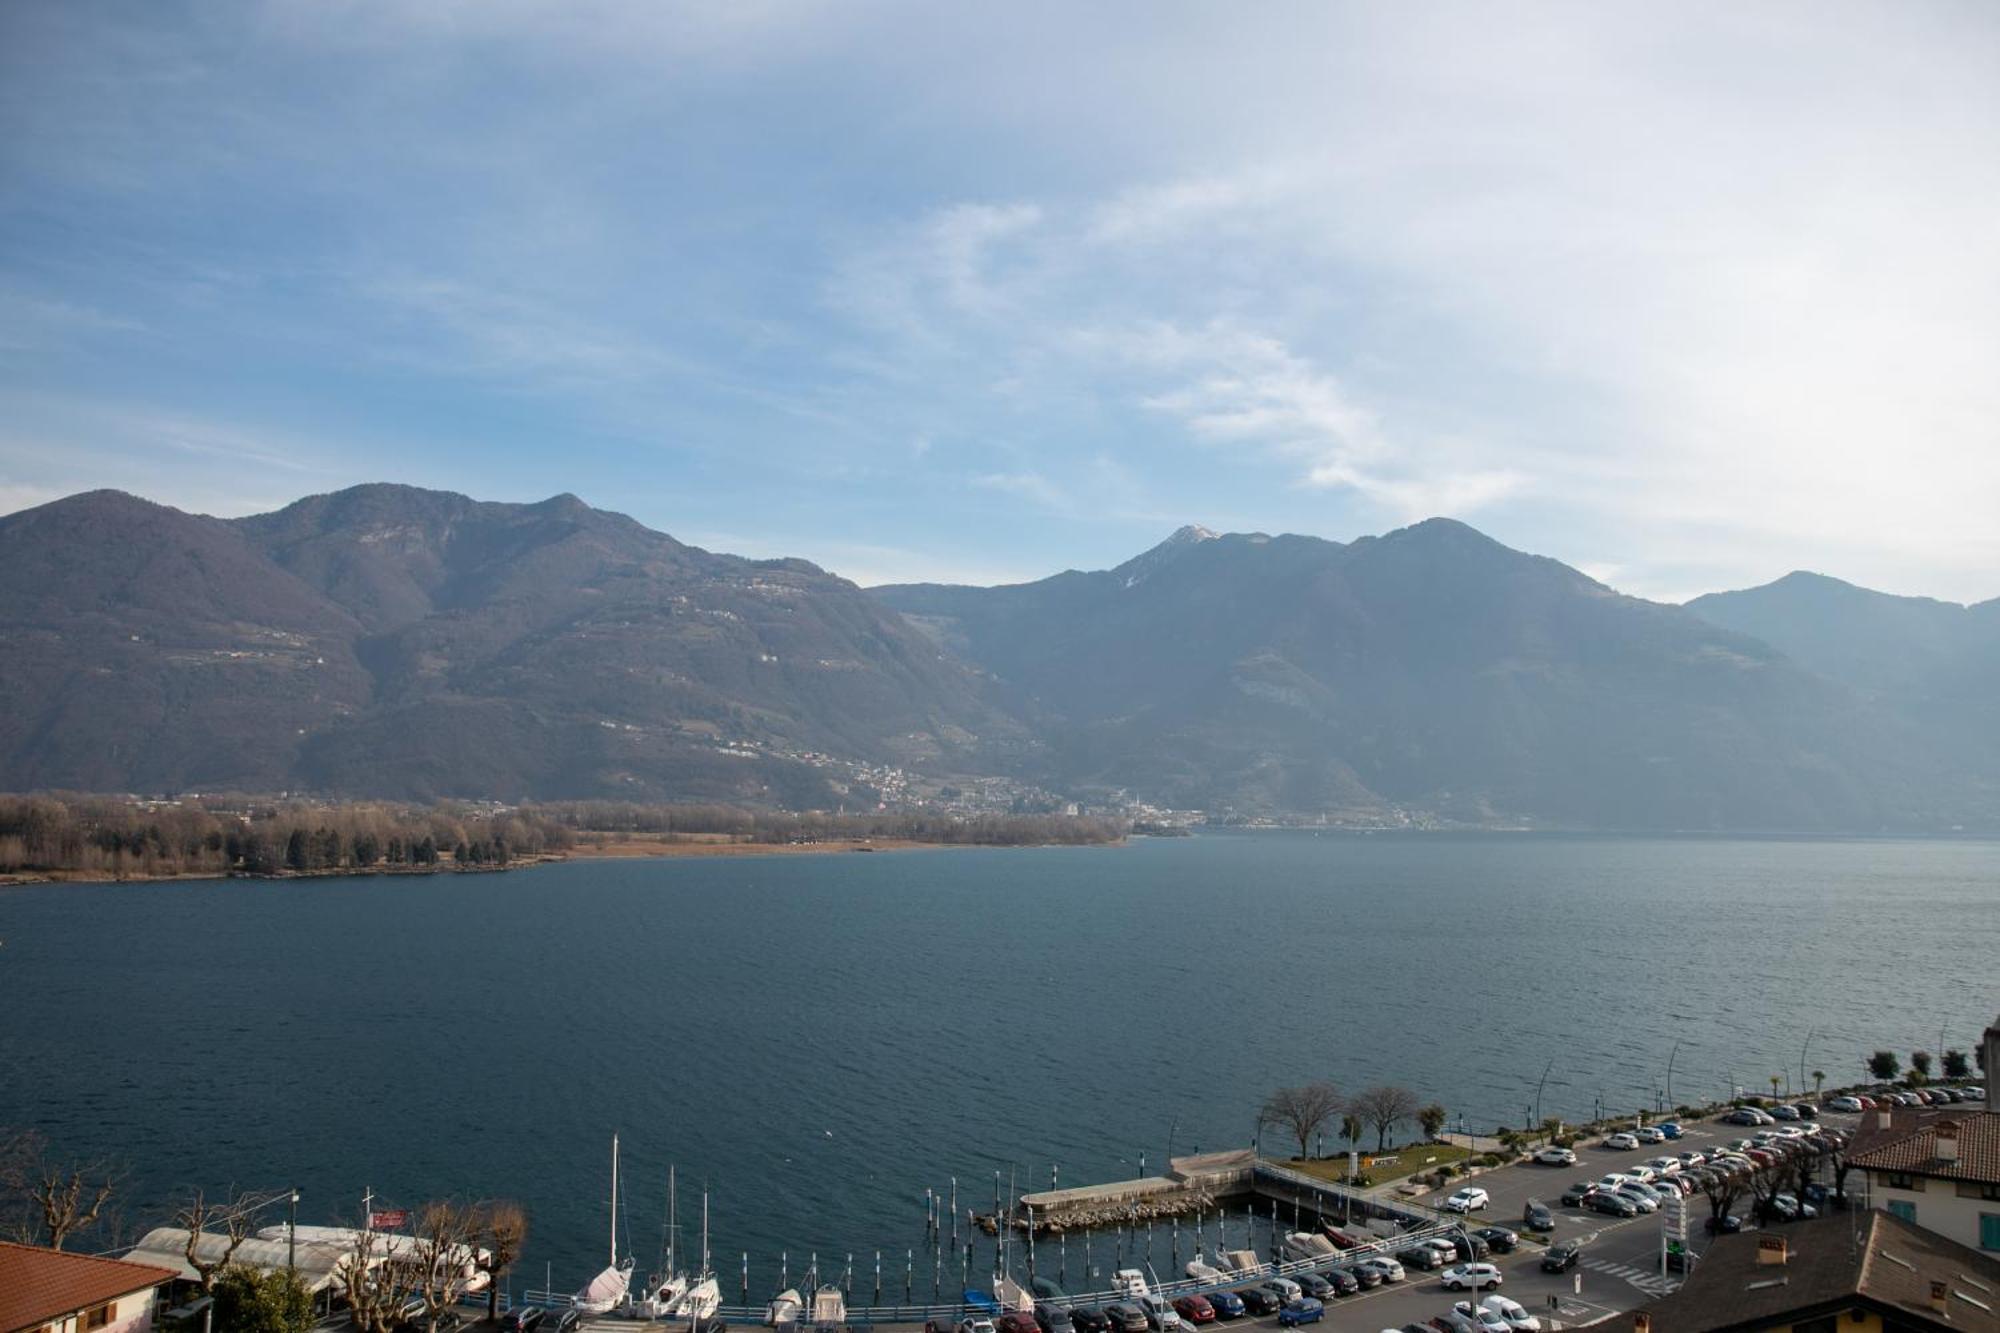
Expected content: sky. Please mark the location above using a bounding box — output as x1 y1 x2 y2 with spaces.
2 2 1997 602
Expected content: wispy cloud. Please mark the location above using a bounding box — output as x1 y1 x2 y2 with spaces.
972 470 1071 513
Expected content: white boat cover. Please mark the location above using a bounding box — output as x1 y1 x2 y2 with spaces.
576 1262 633 1312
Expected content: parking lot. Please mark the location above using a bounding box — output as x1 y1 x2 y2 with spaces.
1161 1108 1861 1330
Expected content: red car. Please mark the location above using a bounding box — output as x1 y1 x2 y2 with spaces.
996 1315 1041 1333
1171 1297 1215 1325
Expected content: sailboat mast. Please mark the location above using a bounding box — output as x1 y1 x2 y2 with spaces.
610 1133 621 1266
701 1189 710 1275
668 1166 678 1276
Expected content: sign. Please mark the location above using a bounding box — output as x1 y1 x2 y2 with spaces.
369 1209 410 1230
1661 1194 1686 1245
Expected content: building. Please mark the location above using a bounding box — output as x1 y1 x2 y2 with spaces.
1847 1104 2000 1253
1629 1210 2000 1332
0 1241 178 1333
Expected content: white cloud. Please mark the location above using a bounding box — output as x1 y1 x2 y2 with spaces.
972 470 1071 513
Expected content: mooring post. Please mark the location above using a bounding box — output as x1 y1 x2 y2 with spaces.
1027 1205 1035 1280
782 1251 788 1292
874 1250 881 1304
1059 1231 1066 1286
951 1177 959 1247
741 1253 748 1304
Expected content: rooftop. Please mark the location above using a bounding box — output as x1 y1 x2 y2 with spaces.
1848 1106 2000 1184
0 1241 178 1333
1632 1210 2000 1332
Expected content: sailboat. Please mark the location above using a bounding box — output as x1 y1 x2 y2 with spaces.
632 1168 689 1319
762 1290 803 1328
676 1189 722 1322
574 1133 638 1315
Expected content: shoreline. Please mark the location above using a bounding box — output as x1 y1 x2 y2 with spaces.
0 834 1125 886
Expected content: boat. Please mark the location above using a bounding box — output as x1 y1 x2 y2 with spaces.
574 1134 638 1314
632 1168 689 1319
1280 1231 1337 1263
1184 1258 1223 1283
808 1284 846 1330
763 1289 804 1327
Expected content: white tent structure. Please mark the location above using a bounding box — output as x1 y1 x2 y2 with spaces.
123 1227 355 1295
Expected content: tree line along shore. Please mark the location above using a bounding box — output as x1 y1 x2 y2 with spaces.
0 793 1129 883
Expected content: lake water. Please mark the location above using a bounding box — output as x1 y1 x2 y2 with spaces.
4 831 1996 1299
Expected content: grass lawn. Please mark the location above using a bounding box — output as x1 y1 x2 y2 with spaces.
1281 1142 1472 1185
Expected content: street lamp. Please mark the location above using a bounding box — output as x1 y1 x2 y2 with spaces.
1665 1039 1682 1111
288 1188 300 1273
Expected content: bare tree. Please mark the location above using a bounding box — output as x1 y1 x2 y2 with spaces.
341 1225 416 1333
1747 1157 1790 1224
1350 1085 1422 1152
1260 1084 1344 1159
176 1189 272 1296
1700 1165 1746 1224
0 1130 118 1251
410 1201 482 1333
480 1202 528 1322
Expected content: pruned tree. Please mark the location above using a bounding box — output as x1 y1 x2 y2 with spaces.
1339 1114 1362 1149
1700 1163 1746 1223
410 1200 482 1333
1811 1071 1825 1099
341 1226 417 1333
1868 1050 1900 1081
480 1202 527 1322
1419 1104 1448 1142
1910 1050 1933 1084
176 1189 274 1296
1747 1157 1790 1224
1943 1049 1971 1080
1350 1085 1421 1152
1260 1084 1344 1159
0 1130 118 1250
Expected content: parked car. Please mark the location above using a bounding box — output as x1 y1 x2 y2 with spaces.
1335 1263 1378 1290
995 1314 1042 1333
1204 1292 1243 1321
1769 1104 1799 1121
1290 1274 1334 1301
1449 1233 1490 1262
1440 1263 1503 1292
1354 1256 1404 1283
1635 1126 1667 1144
1614 1184 1661 1212
1448 1303 1510 1333
1658 1123 1684 1140
1560 1182 1596 1206
1596 1172 1634 1191
1604 1132 1639 1150
1476 1295 1541 1332
1036 1304 1076 1333
1427 1312 1478 1333
1397 1246 1443 1272
1522 1200 1554 1232
1171 1298 1214 1326
1103 1305 1149 1333
499 1311 546 1333
1585 1191 1638 1218
1472 1226 1519 1254
1705 1214 1743 1234
1533 1146 1576 1166
1721 1108 1766 1126
549 1310 580 1333
1444 1187 1491 1213
1067 1309 1111 1333
1275 1299 1323 1328
1230 1289 1277 1317
1419 1238 1461 1266
1541 1241 1583 1274
1261 1278 1301 1303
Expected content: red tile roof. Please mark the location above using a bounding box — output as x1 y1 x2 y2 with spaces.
0 1242 178 1333
1848 1107 2000 1184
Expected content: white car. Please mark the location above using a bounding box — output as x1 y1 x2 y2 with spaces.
1262 1276 1300 1302
1613 1185 1660 1212
1625 1164 1657 1183
1444 1186 1491 1213
1646 1156 1681 1174
1596 1172 1633 1191
1450 1302 1511 1333
1441 1263 1503 1292
1635 1126 1667 1144
1420 1237 1460 1264
1826 1096 1864 1112
1677 1151 1707 1168
1533 1146 1577 1166
1479 1295 1542 1331
1604 1132 1639 1150
1354 1256 1404 1283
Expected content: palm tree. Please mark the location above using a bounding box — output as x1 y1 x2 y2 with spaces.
1812 1070 1825 1099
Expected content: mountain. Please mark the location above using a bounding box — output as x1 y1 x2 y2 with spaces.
1686 571 2000 777
877 520 1992 830
0 485 1025 802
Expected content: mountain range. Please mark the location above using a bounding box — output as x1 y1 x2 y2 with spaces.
1 484 1993 831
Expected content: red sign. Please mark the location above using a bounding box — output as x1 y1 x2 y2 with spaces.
369 1209 410 1230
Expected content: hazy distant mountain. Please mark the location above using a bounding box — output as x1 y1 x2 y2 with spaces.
0 485 1024 802
1686 571 2000 781
878 521 1992 830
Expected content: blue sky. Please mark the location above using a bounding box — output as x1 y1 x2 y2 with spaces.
2 2 1996 600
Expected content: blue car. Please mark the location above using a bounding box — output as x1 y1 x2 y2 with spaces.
1658 1122 1684 1139
1276 1299 1323 1328
964 1290 1001 1314
1205 1291 1245 1320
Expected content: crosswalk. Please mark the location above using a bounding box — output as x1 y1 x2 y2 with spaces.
1581 1256 1682 1297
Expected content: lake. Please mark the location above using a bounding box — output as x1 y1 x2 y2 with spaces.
3 831 1996 1300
